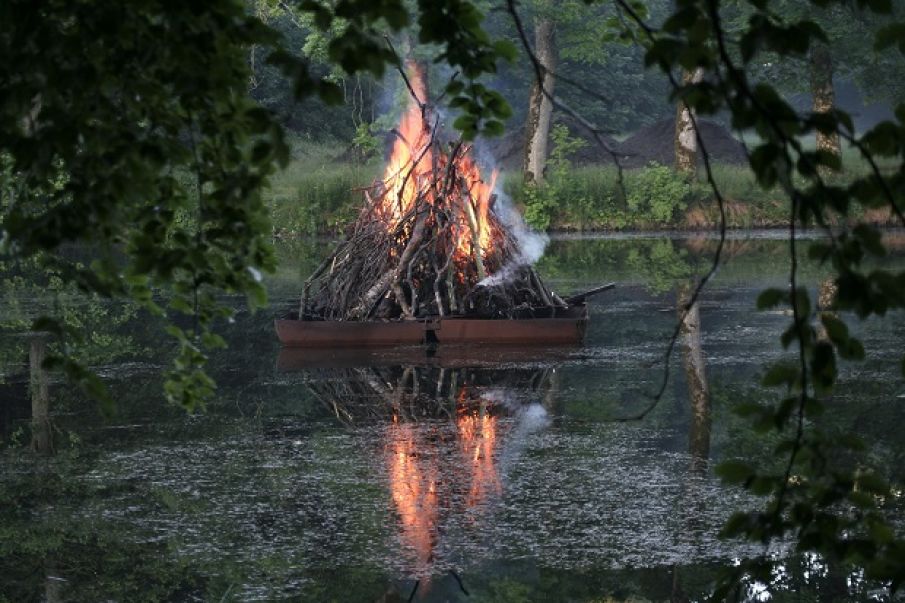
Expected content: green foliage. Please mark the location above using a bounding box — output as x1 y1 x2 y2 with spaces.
0 1 290 410
522 124 588 229
265 141 380 235
522 183 557 231
351 122 381 160
4 0 905 594
616 0 905 594
0 0 515 410
625 163 695 224
508 161 699 231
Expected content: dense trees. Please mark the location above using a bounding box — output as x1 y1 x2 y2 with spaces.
2 0 905 594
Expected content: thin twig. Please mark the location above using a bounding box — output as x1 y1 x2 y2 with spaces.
385 36 427 110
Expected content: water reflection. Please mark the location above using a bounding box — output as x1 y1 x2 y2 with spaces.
3 233 903 600
29 334 53 454
384 392 503 581
677 281 711 470
292 355 555 588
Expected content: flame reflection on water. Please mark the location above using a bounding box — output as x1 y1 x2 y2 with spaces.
385 389 503 577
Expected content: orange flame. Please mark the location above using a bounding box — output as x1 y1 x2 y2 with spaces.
375 62 498 280
456 388 502 507
380 64 433 225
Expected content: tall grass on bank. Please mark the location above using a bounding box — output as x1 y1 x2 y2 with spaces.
265 139 380 235
266 138 898 235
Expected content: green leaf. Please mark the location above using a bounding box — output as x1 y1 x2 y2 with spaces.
762 363 799 388
854 223 887 257
716 460 755 485
720 512 753 538
820 314 849 343
251 141 272 163
857 472 890 495
811 341 837 394
849 491 875 509
792 287 811 317
201 332 226 349
481 120 505 137
756 288 785 309
492 40 517 62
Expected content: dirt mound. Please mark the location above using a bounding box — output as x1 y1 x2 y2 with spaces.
480 118 621 172
615 117 747 169
342 116 746 172
480 125 526 171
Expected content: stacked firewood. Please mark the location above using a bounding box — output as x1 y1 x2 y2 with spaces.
300 92 563 321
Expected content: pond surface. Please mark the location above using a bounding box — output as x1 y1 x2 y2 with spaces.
1 231 904 602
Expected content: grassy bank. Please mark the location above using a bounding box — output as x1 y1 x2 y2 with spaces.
264 141 898 236
266 139 381 236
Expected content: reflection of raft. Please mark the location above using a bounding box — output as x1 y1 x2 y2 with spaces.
276 342 585 370
275 304 589 347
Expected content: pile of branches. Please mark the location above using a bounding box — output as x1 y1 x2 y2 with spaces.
300 92 562 321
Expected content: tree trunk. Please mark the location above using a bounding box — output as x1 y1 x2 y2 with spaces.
815 276 838 343
809 42 841 162
674 68 704 178
523 18 557 185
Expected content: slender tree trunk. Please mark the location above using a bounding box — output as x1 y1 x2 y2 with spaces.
674 68 704 178
524 17 557 185
809 42 841 164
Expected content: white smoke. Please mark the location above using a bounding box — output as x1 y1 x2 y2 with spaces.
477 188 549 288
470 139 549 289
493 188 549 265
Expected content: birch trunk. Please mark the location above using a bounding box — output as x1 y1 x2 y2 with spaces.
674 68 704 178
809 42 841 164
523 18 557 185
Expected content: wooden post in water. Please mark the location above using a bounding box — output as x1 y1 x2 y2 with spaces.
29 333 52 454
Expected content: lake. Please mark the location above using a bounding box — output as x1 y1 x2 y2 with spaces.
1 231 904 601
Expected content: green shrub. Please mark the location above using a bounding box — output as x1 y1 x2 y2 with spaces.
351 122 381 162
522 183 557 230
624 162 694 224
523 124 590 230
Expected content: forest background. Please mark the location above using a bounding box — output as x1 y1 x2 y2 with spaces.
249 0 904 234
3 0 905 595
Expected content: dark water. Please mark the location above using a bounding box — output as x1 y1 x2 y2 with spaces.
1 231 904 602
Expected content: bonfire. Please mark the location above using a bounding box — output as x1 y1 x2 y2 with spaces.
301 65 564 322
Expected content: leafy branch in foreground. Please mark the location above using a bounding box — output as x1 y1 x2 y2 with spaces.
608 0 905 594
0 0 515 410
